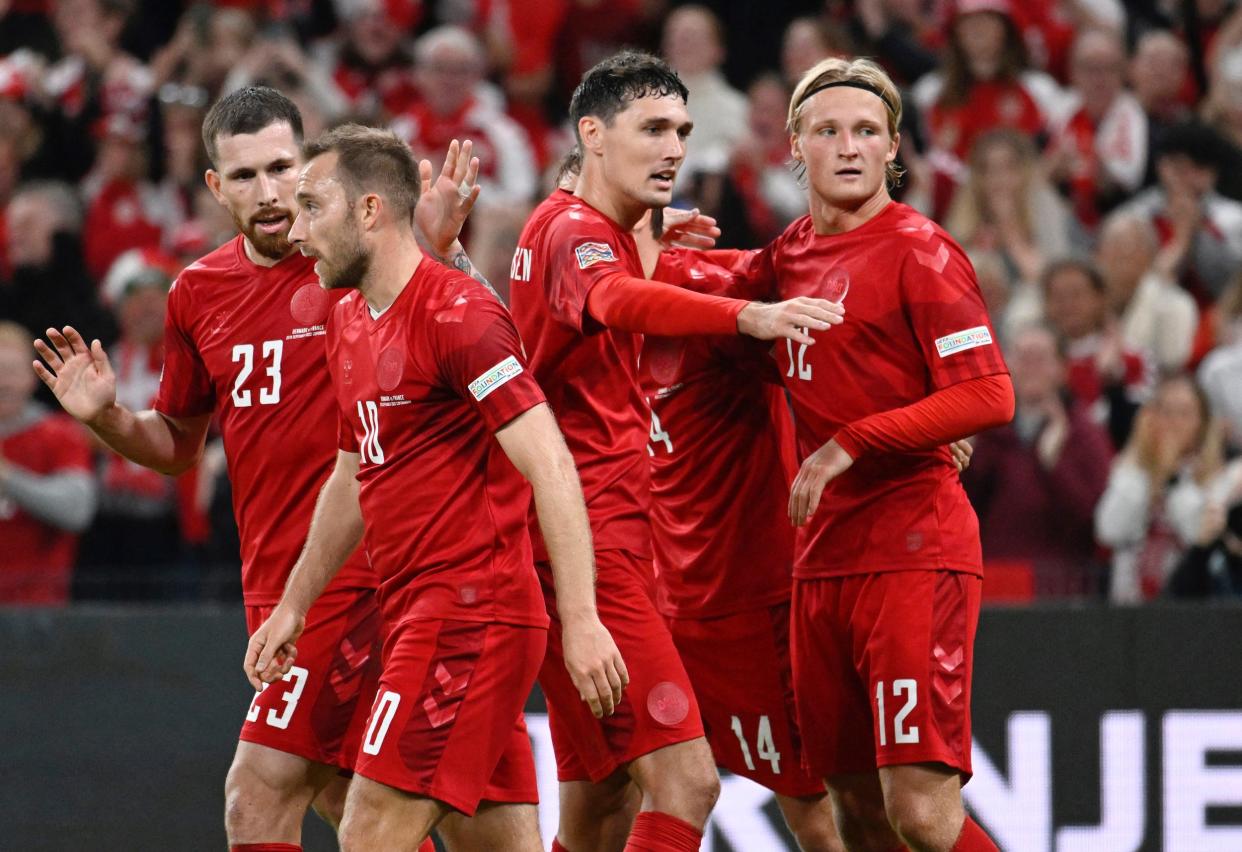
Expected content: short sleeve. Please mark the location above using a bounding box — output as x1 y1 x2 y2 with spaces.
433 288 546 432
154 277 216 418
653 246 778 301
901 238 1009 389
544 214 637 332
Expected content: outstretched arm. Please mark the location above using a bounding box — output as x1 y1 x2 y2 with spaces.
33 326 209 475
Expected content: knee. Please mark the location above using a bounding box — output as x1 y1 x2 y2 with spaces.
830 792 893 852
649 758 720 827
337 799 377 852
885 793 947 848
786 810 846 852
223 753 306 837
310 780 348 830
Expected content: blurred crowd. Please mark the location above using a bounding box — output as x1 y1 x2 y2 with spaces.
2 0 1241 605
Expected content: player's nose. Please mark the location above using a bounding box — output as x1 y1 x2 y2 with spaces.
288 210 307 245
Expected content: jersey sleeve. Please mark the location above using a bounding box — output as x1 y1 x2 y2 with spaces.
543 214 638 333
900 237 1009 389
653 246 778 301
433 288 547 432
154 276 216 418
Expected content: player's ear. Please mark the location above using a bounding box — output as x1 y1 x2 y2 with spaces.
578 116 604 154
204 169 225 204
790 133 804 164
359 192 382 230
887 131 900 163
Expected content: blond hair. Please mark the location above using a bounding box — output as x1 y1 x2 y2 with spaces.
787 57 904 188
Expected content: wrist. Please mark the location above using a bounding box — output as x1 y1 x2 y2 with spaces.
736 302 759 337
558 603 600 625
84 401 123 432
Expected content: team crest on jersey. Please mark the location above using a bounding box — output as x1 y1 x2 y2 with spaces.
290 282 330 326
468 355 523 401
935 326 993 358
574 241 616 269
377 347 404 392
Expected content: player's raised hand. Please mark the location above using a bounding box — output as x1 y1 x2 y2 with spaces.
32 326 117 423
737 297 844 345
789 438 855 527
415 138 481 256
561 612 629 719
658 206 721 250
244 603 306 691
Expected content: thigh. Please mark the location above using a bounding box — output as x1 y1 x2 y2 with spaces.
241 589 383 769
340 773 446 852
228 739 342 796
438 801 543 852
353 618 546 816
790 579 875 779
856 571 981 776
669 604 824 797
538 551 705 783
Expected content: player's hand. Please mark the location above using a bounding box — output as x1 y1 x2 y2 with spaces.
244 603 306 691
789 438 854 526
32 326 118 424
659 207 721 250
737 297 844 345
949 439 973 473
415 138 480 256
561 612 629 719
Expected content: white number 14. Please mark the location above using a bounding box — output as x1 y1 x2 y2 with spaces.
730 715 781 774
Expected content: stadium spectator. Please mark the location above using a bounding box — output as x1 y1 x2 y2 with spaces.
1202 48 1242 201
148 6 256 101
1042 257 1151 447
912 0 1062 218
968 248 1032 346
1046 27 1147 230
393 26 536 210
850 0 940 86
944 128 1072 291
1167 497 1242 597
312 0 419 120
0 320 96 604
1096 374 1226 603
80 113 163 281
1094 212 1198 372
221 25 347 130
662 5 748 186
1131 30 1193 181
1198 275 1242 451
1 181 114 348
964 323 1113 596
781 15 850 86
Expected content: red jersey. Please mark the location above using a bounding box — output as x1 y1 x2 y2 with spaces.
509 191 652 562
155 236 375 605
326 257 547 630
641 252 797 619
0 408 92 604
664 203 1008 579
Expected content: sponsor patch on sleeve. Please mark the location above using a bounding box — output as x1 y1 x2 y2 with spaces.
934 325 993 358
574 241 616 269
468 355 523 401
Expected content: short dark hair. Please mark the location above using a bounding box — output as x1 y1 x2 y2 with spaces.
1042 256 1106 296
1158 120 1231 172
568 50 689 143
201 86 303 167
302 124 420 221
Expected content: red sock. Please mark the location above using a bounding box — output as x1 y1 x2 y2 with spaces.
551 840 572 852
230 845 302 852
951 817 997 851
623 811 703 852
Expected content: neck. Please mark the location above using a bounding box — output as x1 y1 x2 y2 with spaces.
809 187 891 235
576 165 647 231
242 236 294 268
358 228 424 313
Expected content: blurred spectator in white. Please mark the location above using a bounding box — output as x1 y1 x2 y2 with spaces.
1131 29 1193 182
968 249 1024 345
963 323 1113 596
313 0 419 120
80 113 163 282
1094 211 1198 371
662 5 747 185
944 128 1071 296
1042 257 1151 447
717 73 804 246
1 181 114 345
222 24 346 131
1198 276 1242 452
781 15 851 87
0 320 96 604
75 249 203 600
1167 498 1242 597
393 26 535 210
912 0 1063 219
1120 120 1242 306
1046 27 1146 230
1096 373 1227 603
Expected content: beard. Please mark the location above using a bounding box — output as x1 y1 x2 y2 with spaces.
318 228 372 291
233 208 294 261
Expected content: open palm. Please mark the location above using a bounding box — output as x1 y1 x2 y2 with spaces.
32 326 116 423
415 138 481 256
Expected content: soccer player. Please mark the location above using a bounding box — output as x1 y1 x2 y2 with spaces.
508 51 845 852
656 57 1012 851
30 87 491 852
244 123 624 852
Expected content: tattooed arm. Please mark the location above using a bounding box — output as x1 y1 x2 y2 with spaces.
421 238 503 302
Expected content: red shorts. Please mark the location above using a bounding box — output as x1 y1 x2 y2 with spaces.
791 570 981 779
353 617 546 815
241 589 382 769
667 602 824 798
538 550 705 783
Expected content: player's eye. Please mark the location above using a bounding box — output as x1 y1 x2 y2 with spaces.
819 127 836 136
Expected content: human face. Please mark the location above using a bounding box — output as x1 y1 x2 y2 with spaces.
663 8 722 76
206 121 300 261
1095 222 1154 305
1044 267 1105 340
5 193 57 269
954 11 1007 79
791 85 897 211
289 153 371 291
118 286 169 345
1072 33 1125 118
587 94 692 212
977 139 1025 198
416 43 482 116
0 340 36 421
1009 327 1063 406
1152 378 1204 459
